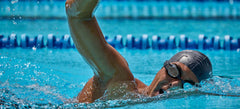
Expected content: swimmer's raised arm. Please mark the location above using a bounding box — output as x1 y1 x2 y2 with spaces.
65 0 134 83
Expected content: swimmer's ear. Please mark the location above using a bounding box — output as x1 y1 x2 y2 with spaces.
172 62 199 84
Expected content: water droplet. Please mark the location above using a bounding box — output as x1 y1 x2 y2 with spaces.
11 0 18 4
32 47 37 51
24 62 30 68
0 71 3 76
12 20 17 25
6 7 10 11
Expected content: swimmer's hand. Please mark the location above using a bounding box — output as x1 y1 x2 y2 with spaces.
65 0 99 19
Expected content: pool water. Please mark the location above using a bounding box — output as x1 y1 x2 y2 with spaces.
1 1 240 108
0 48 240 108
1 19 240 40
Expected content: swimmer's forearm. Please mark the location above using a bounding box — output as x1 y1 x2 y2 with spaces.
67 17 109 70
65 0 99 19
65 0 107 62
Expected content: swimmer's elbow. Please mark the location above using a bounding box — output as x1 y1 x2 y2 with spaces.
65 0 99 19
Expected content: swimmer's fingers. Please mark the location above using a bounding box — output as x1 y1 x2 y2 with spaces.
65 0 78 17
65 0 99 18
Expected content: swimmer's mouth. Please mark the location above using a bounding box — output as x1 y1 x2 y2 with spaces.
159 89 164 94
152 86 165 96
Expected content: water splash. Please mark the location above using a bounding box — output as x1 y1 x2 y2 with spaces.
0 56 80 107
200 76 240 97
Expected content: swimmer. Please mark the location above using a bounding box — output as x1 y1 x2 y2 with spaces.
65 0 212 103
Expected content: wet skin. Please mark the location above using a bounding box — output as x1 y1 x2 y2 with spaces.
65 0 199 103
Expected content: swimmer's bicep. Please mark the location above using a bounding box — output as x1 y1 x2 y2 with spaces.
94 44 134 82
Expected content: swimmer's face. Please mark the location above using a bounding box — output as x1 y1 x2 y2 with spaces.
148 62 199 96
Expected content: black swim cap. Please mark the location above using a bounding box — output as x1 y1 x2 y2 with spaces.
169 50 212 82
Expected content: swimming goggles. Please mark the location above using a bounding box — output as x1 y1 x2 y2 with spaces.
164 60 196 87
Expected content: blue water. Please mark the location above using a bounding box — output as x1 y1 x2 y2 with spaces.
0 48 240 108
1 19 240 40
1 1 240 108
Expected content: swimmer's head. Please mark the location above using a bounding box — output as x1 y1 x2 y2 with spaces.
169 50 212 82
147 50 212 96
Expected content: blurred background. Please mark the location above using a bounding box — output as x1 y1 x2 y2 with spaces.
0 1 240 108
0 0 240 40
1 0 240 19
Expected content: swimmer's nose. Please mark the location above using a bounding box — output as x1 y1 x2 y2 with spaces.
161 84 170 91
161 80 181 91
171 80 182 87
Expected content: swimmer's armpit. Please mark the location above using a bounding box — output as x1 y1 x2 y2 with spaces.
65 0 99 19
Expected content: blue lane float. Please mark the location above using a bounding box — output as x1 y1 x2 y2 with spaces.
187 39 198 49
114 35 124 49
179 35 188 49
205 38 213 50
20 34 29 48
28 37 36 48
224 35 231 50
132 34 150 49
223 35 239 50
55 37 62 48
0 37 9 48
213 36 221 50
47 34 56 48
134 37 141 49
0 34 18 48
167 35 176 49
231 39 239 50
9 34 18 48
0 34 239 50
62 34 71 48
126 34 134 49
159 39 167 49
141 34 150 49
106 36 115 47
36 35 44 48
47 34 72 49
152 35 160 49
198 34 207 50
